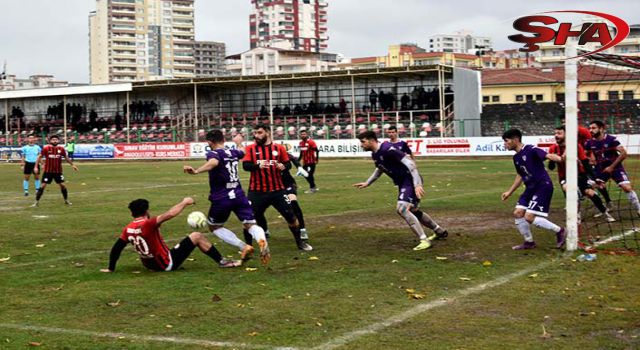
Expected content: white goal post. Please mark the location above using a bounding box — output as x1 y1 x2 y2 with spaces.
564 41 580 252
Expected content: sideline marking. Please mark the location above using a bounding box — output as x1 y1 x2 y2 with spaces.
0 323 299 350
311 261 554 350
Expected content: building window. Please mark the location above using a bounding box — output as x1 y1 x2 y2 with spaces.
492 95 500 102
526 94 534 101
482 96 490 103
587 92 599 101
535 94 543 101
623 90 634 100
515 95 524 102
555 93 565 102
608 91 619 100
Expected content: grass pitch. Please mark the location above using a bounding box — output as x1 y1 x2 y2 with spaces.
0 158 638 349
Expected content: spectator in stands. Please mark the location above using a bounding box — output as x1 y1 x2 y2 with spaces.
282 105 291 116
150 101 158 117
401 93 410 110
273 105 282 116
89 109 98 129
379 90 387 111
293 104 303 116
115 112 123 131
369 89 378 110
260 105 269 117
307 100 317 114
129 101 136 120
339 98 348 114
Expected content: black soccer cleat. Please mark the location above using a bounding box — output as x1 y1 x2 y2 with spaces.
428 230 448 240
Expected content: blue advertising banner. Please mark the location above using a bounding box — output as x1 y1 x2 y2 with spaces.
73 144 114 159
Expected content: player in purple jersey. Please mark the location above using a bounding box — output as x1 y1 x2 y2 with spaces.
501 129 565 250
586 120 640 216
387 125 414 159
354 131 448 251
183 130 270 265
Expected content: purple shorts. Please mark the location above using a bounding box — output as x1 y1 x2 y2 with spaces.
397 180 420 207
595 166 630 185
207 192 256 225
516 180 554 217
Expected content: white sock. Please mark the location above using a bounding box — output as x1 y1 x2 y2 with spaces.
248 225 267 242
532 217 561 233
515 218 533 242
212 227 246 250
627 191 640 210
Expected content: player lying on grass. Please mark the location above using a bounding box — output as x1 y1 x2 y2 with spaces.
501 129 566 250
101 197 241 273
354 131 448 251
183 130 270 265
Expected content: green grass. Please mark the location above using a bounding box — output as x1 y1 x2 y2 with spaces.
0 158 638 349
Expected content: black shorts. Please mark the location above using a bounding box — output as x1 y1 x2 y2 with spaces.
23 162 36 175
168 236 196 271
248 190 297 223
42 172 64 184
560 175 592 193
284 183 298 196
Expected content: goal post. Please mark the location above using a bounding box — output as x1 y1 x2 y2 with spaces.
564 40 580 252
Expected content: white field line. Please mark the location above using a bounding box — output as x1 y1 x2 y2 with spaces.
585 228 640 250
311 261 554 350
0 323 299 350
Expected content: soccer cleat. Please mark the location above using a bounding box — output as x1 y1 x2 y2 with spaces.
300 228 309 240
64 200 72 206
605 211 616 222
258 239 271 265
24 192 29 197
593 212 603 218
304 188 319 194
297 241 313 251
556 227 566 249
413 239 432 251
31 201 39 207
428 230 448 241
265 230 271 239
240 245 254 262
512 241 536 250
218 258 242 268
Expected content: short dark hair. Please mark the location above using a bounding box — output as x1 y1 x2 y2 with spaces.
357 130 378 142
299 129 308 134
128 199 149 217
387 125 397 131
555 126 565 131
590 120 605 129
254 123 270 132
502 128 522 141
206 129 224 143
49 134 60 140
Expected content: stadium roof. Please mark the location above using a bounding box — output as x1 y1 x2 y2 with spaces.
0 83 132 100
482 66 640 86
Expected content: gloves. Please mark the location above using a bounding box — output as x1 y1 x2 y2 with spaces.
296 168 309 177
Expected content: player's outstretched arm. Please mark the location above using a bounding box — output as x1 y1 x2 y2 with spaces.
501 175 523 201
184 158 219 175
157 197 195 224
101 238 128 272
545 153 562 163
354 168 383 188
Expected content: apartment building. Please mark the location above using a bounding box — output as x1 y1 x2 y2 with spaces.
194 41 227 77
427 30 492 54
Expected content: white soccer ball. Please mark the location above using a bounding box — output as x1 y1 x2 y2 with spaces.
187 211 208 229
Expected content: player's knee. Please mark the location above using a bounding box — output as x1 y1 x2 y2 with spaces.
584 189 595 197
513 209 525 218
188 231 203 242
288 194 297 201
524 213 536 223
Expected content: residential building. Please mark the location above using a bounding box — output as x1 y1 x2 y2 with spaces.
250 0 328 53
479 49 539 69
481 66 640 105
226 47 338 76
427 30 492 54
342 44 481 69
194 41 227 77
89 0 196 84
0 75 70 91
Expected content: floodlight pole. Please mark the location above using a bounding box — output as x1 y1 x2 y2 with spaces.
194 83 199 142
126 92 130 144
269 79 274 135
63 96 67 144
4 99 8 145
564 41 579 252
351 74 356 138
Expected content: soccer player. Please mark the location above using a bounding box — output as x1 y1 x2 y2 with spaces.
32 135 78 207
100 197 241 272
280 143 310 241
548 126 614 222
585 120 640 216
387 125 414 159
353 131 448 251
299 129 319 193
21 134 41 196
183 130 270 265
501 129 565 250
242 124 312 251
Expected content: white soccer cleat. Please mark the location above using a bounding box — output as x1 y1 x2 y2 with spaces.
605 211 616 222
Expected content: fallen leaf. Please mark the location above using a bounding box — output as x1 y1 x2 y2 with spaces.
316 322 323 327
405 288 416 293
187 258 195 261
28 342 42 347
541 324 551 339
132 271 141 274
411 293 426 299
529 273 539 278
482 260 492 267
106 300 121 307
245 267 258 272
211 294 222 302
248 332 258 337
0 257 10 262
308 256 319 261
391 259 399 263
459 277 471 281
236 303 246 308
165 325 173 329
73 263 84 268
35 244 45 248
609 307 626 312
435 256 448 260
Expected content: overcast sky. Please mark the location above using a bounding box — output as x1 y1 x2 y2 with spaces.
0 0 638 83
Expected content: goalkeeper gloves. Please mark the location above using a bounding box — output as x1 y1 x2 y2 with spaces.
296 168 309 177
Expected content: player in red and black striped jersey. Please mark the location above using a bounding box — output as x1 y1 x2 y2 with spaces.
299 130 319 193
100 197 241 273
242 124 313 251
32 135 78 207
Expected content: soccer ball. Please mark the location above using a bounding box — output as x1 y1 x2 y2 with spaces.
187 211 208 229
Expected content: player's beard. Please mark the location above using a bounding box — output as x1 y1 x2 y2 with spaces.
254 136 267 145
591 131 601 138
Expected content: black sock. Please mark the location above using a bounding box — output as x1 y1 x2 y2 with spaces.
243 229 253 245
590 194 607 213
291 200 305 229
61 188 68 200
205 246 223 263
36 188 44 201
599 188 612 204
289 226 303 246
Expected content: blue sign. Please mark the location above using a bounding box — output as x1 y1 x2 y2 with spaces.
74 144 115 159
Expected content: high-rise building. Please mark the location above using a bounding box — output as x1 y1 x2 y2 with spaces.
89 0 195 84
249 0 328 53
427 30 492 54
194 41 227 77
